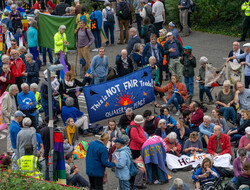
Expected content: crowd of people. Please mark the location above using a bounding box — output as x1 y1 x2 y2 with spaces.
0 0 250 190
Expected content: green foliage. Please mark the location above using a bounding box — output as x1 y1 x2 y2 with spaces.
0 169 76 190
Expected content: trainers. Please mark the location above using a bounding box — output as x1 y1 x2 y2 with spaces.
153 180 161 185
237 39 246 42
176 110 180 116
91 48 98 52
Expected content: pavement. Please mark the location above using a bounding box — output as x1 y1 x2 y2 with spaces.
0 29 245 189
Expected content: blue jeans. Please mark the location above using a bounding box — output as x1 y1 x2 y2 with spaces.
94 76 107 84
199 84 213 101
184 77 194 95
219 107 236 123
29 47 39 60
42 47 53 64
68 173 89 187
135 14 142 37
167 93 184 111
119 179 130 190
103 21 114 45
230 127 244 142
92 30 101 48
146 163 167 183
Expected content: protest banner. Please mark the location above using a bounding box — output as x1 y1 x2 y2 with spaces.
83 67 155 123
166 153 232 170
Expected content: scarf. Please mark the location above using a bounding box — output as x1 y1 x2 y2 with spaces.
158 35 166 42
150 42 160 64
66 125 75 145
65 80 74 87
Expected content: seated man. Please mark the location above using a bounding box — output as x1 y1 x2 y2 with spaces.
235 81 250 111
207 125 232 156
115 49 134 78
199 115 215 146
238 127 250 158
190 102 204 132
65 152 89 187
118 108 135 134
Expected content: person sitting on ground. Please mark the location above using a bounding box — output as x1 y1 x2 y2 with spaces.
216 80 236 124
54 52 71 79
183 131 203 156
118 108 135 134
175 119 191 147
232 148 250 185
207 125 232 156
155 119 172 139
197 56 214 104
164 132 182 156
190 102 204 132
116 49 134 77
192 157 220 190
154 74 188 116
238 127 250 158
181 109 192 128
62 97 89 136
199 115 215 146
227 110 250 142
104 119 122 149
158 107 176 131
131 43 145 70
65 152 89 187
235 81 250 111
143 109 160 137
211 109 229 134
64 118 78 146
170 178 190 190
237 161 250 189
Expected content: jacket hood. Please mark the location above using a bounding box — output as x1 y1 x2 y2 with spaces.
118 146 132 159
130 120 140 127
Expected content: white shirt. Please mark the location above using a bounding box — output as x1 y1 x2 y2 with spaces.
233 49 241 64
102 6 114 22
152 1 164 23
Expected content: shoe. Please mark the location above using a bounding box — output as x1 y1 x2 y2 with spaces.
160 180 169 185
117 42 124 45
91 48 98 52
207 100 214 105
237 39 246 42
153 180 161 185
176 110 180 116
182 165 193 171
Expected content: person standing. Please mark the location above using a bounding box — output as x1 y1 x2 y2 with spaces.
127 27 141 55
133 0 142 37
54 25 68 55
90 47 109 84
152 0 165 36
55 0 70 16
74 0 81 15
238 0 250 42
0 63 16 95
23 53 40 85
9 4 22 33
228 41 245 64
178 0 191 37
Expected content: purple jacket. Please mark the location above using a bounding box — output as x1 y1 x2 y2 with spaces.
233 157 250 177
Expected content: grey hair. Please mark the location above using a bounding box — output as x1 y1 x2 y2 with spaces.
159 28 167 36
133 43 142 52
21 83 29 89
65 97 74 107
7 0 13 6
19 46 27 53
10 4 17 10
2 55 9 61
199 56 208 64
30 83 38 90
167 132 177 139
65 7 71 13
158 119 166 128
173 178 184 190
130 27 137 33
25 53 33 59
203 115 211 121
34 9 40 15
10 49 17 55
126 108 133 113
149 56 156 62
16 28 23 34
58 25 66 32
238 148 247 157
23 117 32 127
9 84 18 92
1 23 7 28
30 20 37 28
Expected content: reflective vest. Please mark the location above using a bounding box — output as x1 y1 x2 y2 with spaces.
157 37 168 66
17 155 42 179
242 1 250 16
35 91 42 110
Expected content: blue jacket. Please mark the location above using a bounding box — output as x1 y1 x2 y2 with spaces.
199 122 215 137
192 167 219 182
61 106 83 126
115 146 131 180
90 55 109 78
17 91 37 115
9 120 22 149
86 140 115 177
2 18 14 32
90 10 103 30
28 26 38 47
158 114 177 127
143 42 164 65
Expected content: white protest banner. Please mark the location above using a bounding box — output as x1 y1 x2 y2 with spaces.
166 153 232 170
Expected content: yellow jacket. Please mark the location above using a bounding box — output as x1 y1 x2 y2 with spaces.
54 32 67 54
242 1 250 16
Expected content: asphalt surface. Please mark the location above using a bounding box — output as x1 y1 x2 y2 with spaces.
0 29 245 189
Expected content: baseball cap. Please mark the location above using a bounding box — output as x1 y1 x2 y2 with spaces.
166 32 173 36
114 138 126 145
245 127 250 134
14 111 26 117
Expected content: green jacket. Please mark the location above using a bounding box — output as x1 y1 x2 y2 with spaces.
54 32 67 54
145 64 160 85
198 66 206 82
163 39 184 63
141 24 158 38
180 54 196 77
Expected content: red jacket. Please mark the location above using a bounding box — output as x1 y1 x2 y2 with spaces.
129 121 147 151
190 107 204 127
0 72 15 95
9 58 26 78
207 133 232 156
164 138 182 157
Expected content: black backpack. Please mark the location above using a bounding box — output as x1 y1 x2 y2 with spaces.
145 24 155 43
119 2 130 20
126 125 139 138
194 101 208 112
144 6 155 24
105 8 115 23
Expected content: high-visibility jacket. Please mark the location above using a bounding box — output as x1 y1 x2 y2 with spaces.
17 155 42 179
157 37 168 66
35 91 42 110
242 1 250 16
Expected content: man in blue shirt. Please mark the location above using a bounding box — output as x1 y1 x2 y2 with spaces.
199 115 215 146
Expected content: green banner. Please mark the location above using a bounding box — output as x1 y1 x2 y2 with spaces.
38 13 75 50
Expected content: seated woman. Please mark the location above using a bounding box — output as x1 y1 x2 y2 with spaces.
155 119 171 139
228 110 250 142
237 161 250 189
192 157 220 190
175 120 191 147
183 131 203 156
131 43 145 70
154 74 188 116
158 107 176 131
216 80 236 124
164 132 182 156
238 127 250 158
103 120 122 149
181 109 192 128
211 109 229 134
64 118 78 146
145 56 168 107
143 110 160 137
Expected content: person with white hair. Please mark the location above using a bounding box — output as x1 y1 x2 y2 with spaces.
23 53 39 85
170 178 190 190
54 24 68 54
16 117 37 158
64 7 71 16
0 63 15 95
199 115 215 145
115 49 133 77
4 0 13 13
228 41 245 64
1 12 14 33
238 127 250 157
9 4 22 33
197 56 213 104
165 132 182 156
168 21 180 40
127 27 141 55
155 119 171 139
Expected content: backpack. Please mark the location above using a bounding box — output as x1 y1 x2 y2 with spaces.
190 0 196 12
144 6 155 24
129 161 138 176
145 24 155 43
194 101 207 112
105 8 115 23
119 2 130 20
87 124 103 134
126 125 139 138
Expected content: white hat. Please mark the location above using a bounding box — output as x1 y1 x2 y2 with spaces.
169 21 175 27
243 43 250 48
134 115 145 124
245 127 250 134
166 32 173 36
74 0 79 2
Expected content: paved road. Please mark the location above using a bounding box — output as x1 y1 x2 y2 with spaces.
0 30 244 189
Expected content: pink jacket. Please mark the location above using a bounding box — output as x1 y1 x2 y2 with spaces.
129 121 147 151
238 135 250 151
